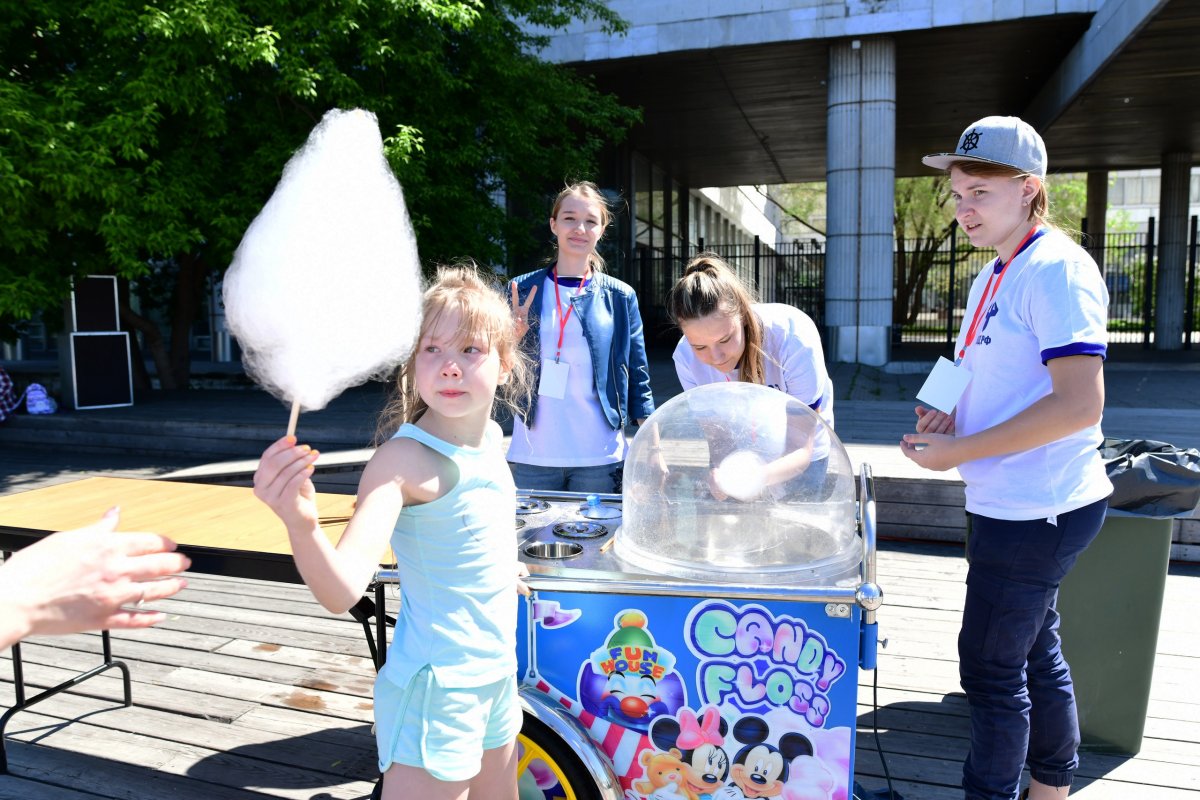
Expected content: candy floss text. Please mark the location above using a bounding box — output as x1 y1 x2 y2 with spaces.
686 601 847 727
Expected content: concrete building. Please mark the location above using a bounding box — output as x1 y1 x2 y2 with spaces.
6 1 1197 369
535 0 1200 361
1106 168 1200 232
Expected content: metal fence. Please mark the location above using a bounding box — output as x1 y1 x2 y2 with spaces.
623 239 826 343
629 218 1200 350
9 220 1195 365
896 216 1199 348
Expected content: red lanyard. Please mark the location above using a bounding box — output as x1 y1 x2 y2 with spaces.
956 226 1040 365
551 268 590 362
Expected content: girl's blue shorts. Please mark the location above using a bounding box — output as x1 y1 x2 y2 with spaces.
374 666 521 782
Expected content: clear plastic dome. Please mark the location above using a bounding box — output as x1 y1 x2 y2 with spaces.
617 382 859 585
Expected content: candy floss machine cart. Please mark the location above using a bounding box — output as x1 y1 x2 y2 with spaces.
510 383 882 800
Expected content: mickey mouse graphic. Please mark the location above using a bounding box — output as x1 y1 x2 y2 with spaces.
711 715 813 800
648 707 731 800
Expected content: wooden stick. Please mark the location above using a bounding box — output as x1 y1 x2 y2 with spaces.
286 398 301 438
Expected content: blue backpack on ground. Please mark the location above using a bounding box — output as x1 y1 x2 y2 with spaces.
25 383 57 415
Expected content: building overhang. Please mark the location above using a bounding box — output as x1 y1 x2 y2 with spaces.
553 0 1197 184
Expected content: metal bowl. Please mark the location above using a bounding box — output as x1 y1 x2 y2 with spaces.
524 541 584 560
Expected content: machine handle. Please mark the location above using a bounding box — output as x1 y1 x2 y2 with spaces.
857 464 882 626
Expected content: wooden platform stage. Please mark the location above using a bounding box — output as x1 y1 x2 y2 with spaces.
2 537 1198 799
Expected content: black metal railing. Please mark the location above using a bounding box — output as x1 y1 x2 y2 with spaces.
895 217 1199 348
622 238 826 343
610 220 1199 351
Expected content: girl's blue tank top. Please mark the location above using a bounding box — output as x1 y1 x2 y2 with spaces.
378 421 518 688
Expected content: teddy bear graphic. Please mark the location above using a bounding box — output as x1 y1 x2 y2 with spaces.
633 748 700 800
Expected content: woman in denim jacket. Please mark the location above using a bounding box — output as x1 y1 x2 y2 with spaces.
507 182 655 493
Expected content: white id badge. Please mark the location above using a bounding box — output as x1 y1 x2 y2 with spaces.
916 356 971 414
538 359 570 399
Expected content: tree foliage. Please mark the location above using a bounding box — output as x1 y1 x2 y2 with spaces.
774 172 1091 328
0 0 637 387
893 173 1090 326
771 182 826 239
893 175 955 326
1046 172 1086 234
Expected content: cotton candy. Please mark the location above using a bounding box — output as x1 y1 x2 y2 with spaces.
714 450 768 501
223 108 422 415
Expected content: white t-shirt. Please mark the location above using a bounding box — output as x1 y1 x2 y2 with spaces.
673 303 834 430
673 303 833 467
507 275 625 467
954 228 1113 520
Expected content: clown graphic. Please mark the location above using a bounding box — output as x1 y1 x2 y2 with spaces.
578 610 687 733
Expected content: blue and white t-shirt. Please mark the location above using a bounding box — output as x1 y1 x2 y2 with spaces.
954 228 1113 519
673 303 834 430
673 303 834 465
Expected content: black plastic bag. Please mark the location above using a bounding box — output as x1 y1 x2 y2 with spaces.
1100 437 1200 517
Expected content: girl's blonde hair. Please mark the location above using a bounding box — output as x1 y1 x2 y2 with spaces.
666 253 768 386
375 264 531 442
948 160 1052 229
551 181 611 274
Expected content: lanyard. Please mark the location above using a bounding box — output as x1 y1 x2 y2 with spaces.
551 268 590 362
955 226 1041 366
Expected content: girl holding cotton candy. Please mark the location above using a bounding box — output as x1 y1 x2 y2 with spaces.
507 181 655 493
666 254 834 501
253 267 530 800
902 116 1111 800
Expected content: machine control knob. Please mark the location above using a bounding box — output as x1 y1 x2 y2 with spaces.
855 582 883 611
824 603 851 618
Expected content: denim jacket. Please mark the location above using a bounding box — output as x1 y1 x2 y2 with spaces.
510 266 655 430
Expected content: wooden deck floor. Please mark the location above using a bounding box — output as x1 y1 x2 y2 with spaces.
2 541 1197 799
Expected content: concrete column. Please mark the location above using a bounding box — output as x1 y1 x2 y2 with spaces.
826 38 895 366
1085 170 1108 272
1156 153 1192 350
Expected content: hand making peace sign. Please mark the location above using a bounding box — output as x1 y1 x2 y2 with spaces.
510 281 538 339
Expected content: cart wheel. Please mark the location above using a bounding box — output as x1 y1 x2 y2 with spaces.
517 714 603 800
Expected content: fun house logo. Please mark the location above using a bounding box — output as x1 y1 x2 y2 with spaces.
590 626 676 681
685 600 847 728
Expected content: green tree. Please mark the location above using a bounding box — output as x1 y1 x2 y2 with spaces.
893 175 955 327
771 182 826 239
1047 172 1087 234
0 0 636 388
892 173 1089 327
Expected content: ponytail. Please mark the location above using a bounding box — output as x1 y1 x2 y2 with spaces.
667 253 766 385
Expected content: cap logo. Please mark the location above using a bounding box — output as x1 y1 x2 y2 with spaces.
959 128 982 154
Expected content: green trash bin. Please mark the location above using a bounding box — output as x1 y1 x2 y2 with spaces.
1056 513 1174 756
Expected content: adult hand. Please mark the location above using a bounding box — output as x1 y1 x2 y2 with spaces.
900 432 963 472
0 508 190 645
510 281 537 340
915 405 955 435
253 435 321 532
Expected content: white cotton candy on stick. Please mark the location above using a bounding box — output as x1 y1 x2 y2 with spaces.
223 109 422 435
